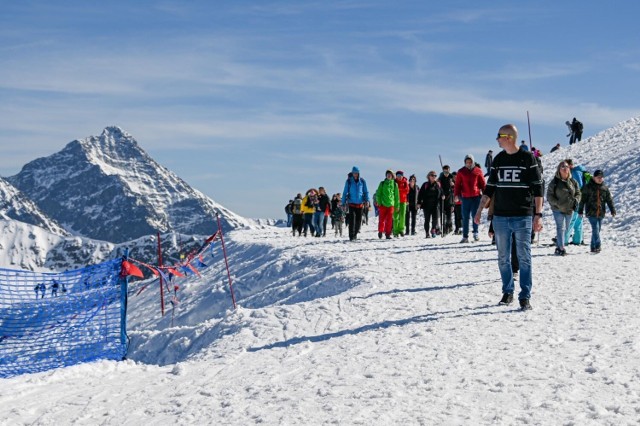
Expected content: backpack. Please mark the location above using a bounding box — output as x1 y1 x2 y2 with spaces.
576 121 583 132
293 198 302 214
582 171 592 186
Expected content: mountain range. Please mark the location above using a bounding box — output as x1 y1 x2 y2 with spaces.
1 126 249 270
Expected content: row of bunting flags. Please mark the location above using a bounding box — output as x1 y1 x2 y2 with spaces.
119 220 236 315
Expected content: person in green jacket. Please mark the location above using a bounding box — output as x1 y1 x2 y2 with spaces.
375 170 400 239
578 169 616 253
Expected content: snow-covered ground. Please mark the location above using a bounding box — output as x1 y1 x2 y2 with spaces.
1 117 639 425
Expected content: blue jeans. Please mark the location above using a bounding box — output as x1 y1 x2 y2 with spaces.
461 196 481 238
286 213 293 227
313 212 325 236
552 210 573 250
587 216 602 250
565 211 583 244
492 215 533 301
303 213 315 235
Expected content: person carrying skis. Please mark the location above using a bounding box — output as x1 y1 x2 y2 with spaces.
376 170 399 239
393 170 409 237
342 166 370 241
546 161 581 256
418 171 442 238
474 124 543 311
578 169 616 253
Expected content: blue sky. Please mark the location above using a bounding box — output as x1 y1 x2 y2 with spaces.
1 1 639 220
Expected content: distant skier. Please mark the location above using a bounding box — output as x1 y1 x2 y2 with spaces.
51 280 59 297
550 143 561 153
39 283 46 299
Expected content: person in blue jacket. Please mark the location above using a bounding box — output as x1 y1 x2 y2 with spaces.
565 158 586 245
342 166 370 241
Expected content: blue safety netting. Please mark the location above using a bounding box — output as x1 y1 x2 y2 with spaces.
0 259 127 378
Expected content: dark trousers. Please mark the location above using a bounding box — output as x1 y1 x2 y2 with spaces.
292 214 303 235
405 207 417 234
442 198 453 233
347 206 363 240
454 204 462 231
423 206 439 233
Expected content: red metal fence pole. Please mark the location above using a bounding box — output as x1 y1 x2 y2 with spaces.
157 231 165 316
216 214 237 309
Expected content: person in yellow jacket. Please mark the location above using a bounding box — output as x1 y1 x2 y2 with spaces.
301 188 318 237
375 170 400 239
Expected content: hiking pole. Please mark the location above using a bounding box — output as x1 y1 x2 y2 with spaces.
527 111 533 150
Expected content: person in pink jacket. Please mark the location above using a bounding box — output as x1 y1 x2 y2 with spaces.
454 154 486 242
393 170 410 236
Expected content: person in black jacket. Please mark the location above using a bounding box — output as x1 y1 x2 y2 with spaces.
405 174 419 235
578 170 616 253
484 150 493 176
418 171 443 238
438 165 455 235
474 124 543 311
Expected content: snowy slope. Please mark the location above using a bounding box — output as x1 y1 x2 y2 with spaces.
7 126 249 243
1 118 639 425
540 116 640 247
0 177 68 236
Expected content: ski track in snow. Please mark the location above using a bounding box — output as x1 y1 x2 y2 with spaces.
1 223 639 425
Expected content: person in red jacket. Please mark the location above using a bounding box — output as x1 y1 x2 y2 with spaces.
454 154 486 242
393 170 410 236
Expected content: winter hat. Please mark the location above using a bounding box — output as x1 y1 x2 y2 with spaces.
593 169 604 177
352 166 360 174
385 169 394 178
464 154 474 163
396 170 404 177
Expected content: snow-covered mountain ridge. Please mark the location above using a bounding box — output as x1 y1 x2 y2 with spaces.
7 126 249 244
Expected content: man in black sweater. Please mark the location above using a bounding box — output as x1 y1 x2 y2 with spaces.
474 124 544 311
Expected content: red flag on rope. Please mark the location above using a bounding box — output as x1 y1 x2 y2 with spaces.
121 260 144 278
168 267 185 278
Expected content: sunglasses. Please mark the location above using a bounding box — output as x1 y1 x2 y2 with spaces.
560 165 569 169
496 133 513 140
428 174 437 178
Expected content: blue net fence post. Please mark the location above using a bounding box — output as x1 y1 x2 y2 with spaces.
0 258 128 378
120 250 129 357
